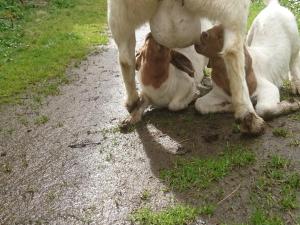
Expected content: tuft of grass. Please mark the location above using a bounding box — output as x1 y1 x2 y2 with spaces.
250 209 284 225
267 155 290 170
272 128 289 138
131 205 198 225
289 112 300 121
0 0 108 105
140 190 151 201
289 139 300 147
160 145 255 191
1 163 12 173
250 155 300 223
34 115 49 125
131 204 215 225
280 80 296 101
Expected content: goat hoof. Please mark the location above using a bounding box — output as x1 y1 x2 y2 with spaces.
125 97 141 113
237 112 265 136
291 80 300 95
119 116 139 133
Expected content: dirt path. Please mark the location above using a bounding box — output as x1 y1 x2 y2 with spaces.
0 27 300 225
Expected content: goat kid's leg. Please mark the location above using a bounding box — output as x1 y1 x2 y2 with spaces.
195 88 233 114
256 80 300 119
290 52 300 95
223 29 265 135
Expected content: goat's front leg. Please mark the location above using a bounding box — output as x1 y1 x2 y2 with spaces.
111 25 140 113
223 29 265 135
118 33 140 113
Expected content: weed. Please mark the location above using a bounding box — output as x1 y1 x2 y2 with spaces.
289 139 300 147
272 128 289 138
1 163 12 173
18 116 29 126
198 204 215 216
250 155 299 223
34 115 49 125
250 209 284 225
140 190 151 201
289 112 300 121
47 190 56 202
160 145 255 191
267 155 290 170
131 205 199 225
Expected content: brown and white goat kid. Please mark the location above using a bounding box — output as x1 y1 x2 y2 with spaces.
125 33 198 124
194 1 300 120
108 0 266 135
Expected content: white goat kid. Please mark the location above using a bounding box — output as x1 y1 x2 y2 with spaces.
195 0 300 119
125 33 198 124
108 0 265 134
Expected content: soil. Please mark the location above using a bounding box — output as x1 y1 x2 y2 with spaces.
0 26 299 225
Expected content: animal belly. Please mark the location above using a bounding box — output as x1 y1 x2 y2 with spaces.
150 0 202 48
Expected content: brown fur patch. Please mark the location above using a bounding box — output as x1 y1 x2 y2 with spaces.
135 33 171 89
195 25 257 96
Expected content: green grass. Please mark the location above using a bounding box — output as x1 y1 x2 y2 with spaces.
250 210 284 225
131 204 215 225
34 115 49 125
289 112 300 121
250 155 300 223
140 190 151 201
272 128 289 138
0 0 108 104
160 144 255 191
289 139 300 147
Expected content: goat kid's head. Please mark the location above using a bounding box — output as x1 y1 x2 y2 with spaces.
194 25 224 58
136 33 171 71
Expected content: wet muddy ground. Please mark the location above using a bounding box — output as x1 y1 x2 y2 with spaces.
0 26 299 225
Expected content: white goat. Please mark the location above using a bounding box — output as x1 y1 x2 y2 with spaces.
194 0 300 119
124 33 204 124
108 0 265 134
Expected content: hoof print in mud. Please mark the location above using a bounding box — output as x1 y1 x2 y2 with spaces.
238 112 265 136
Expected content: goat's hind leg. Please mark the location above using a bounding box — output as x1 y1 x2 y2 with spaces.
195 88 233 114
290 52 300 95
223 29 265 135
255 80 300 119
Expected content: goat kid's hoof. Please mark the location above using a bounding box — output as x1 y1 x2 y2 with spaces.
237 112 265 136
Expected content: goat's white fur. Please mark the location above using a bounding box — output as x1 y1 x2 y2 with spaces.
108 0 264 134
127 44 209 124
196 0 300 119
